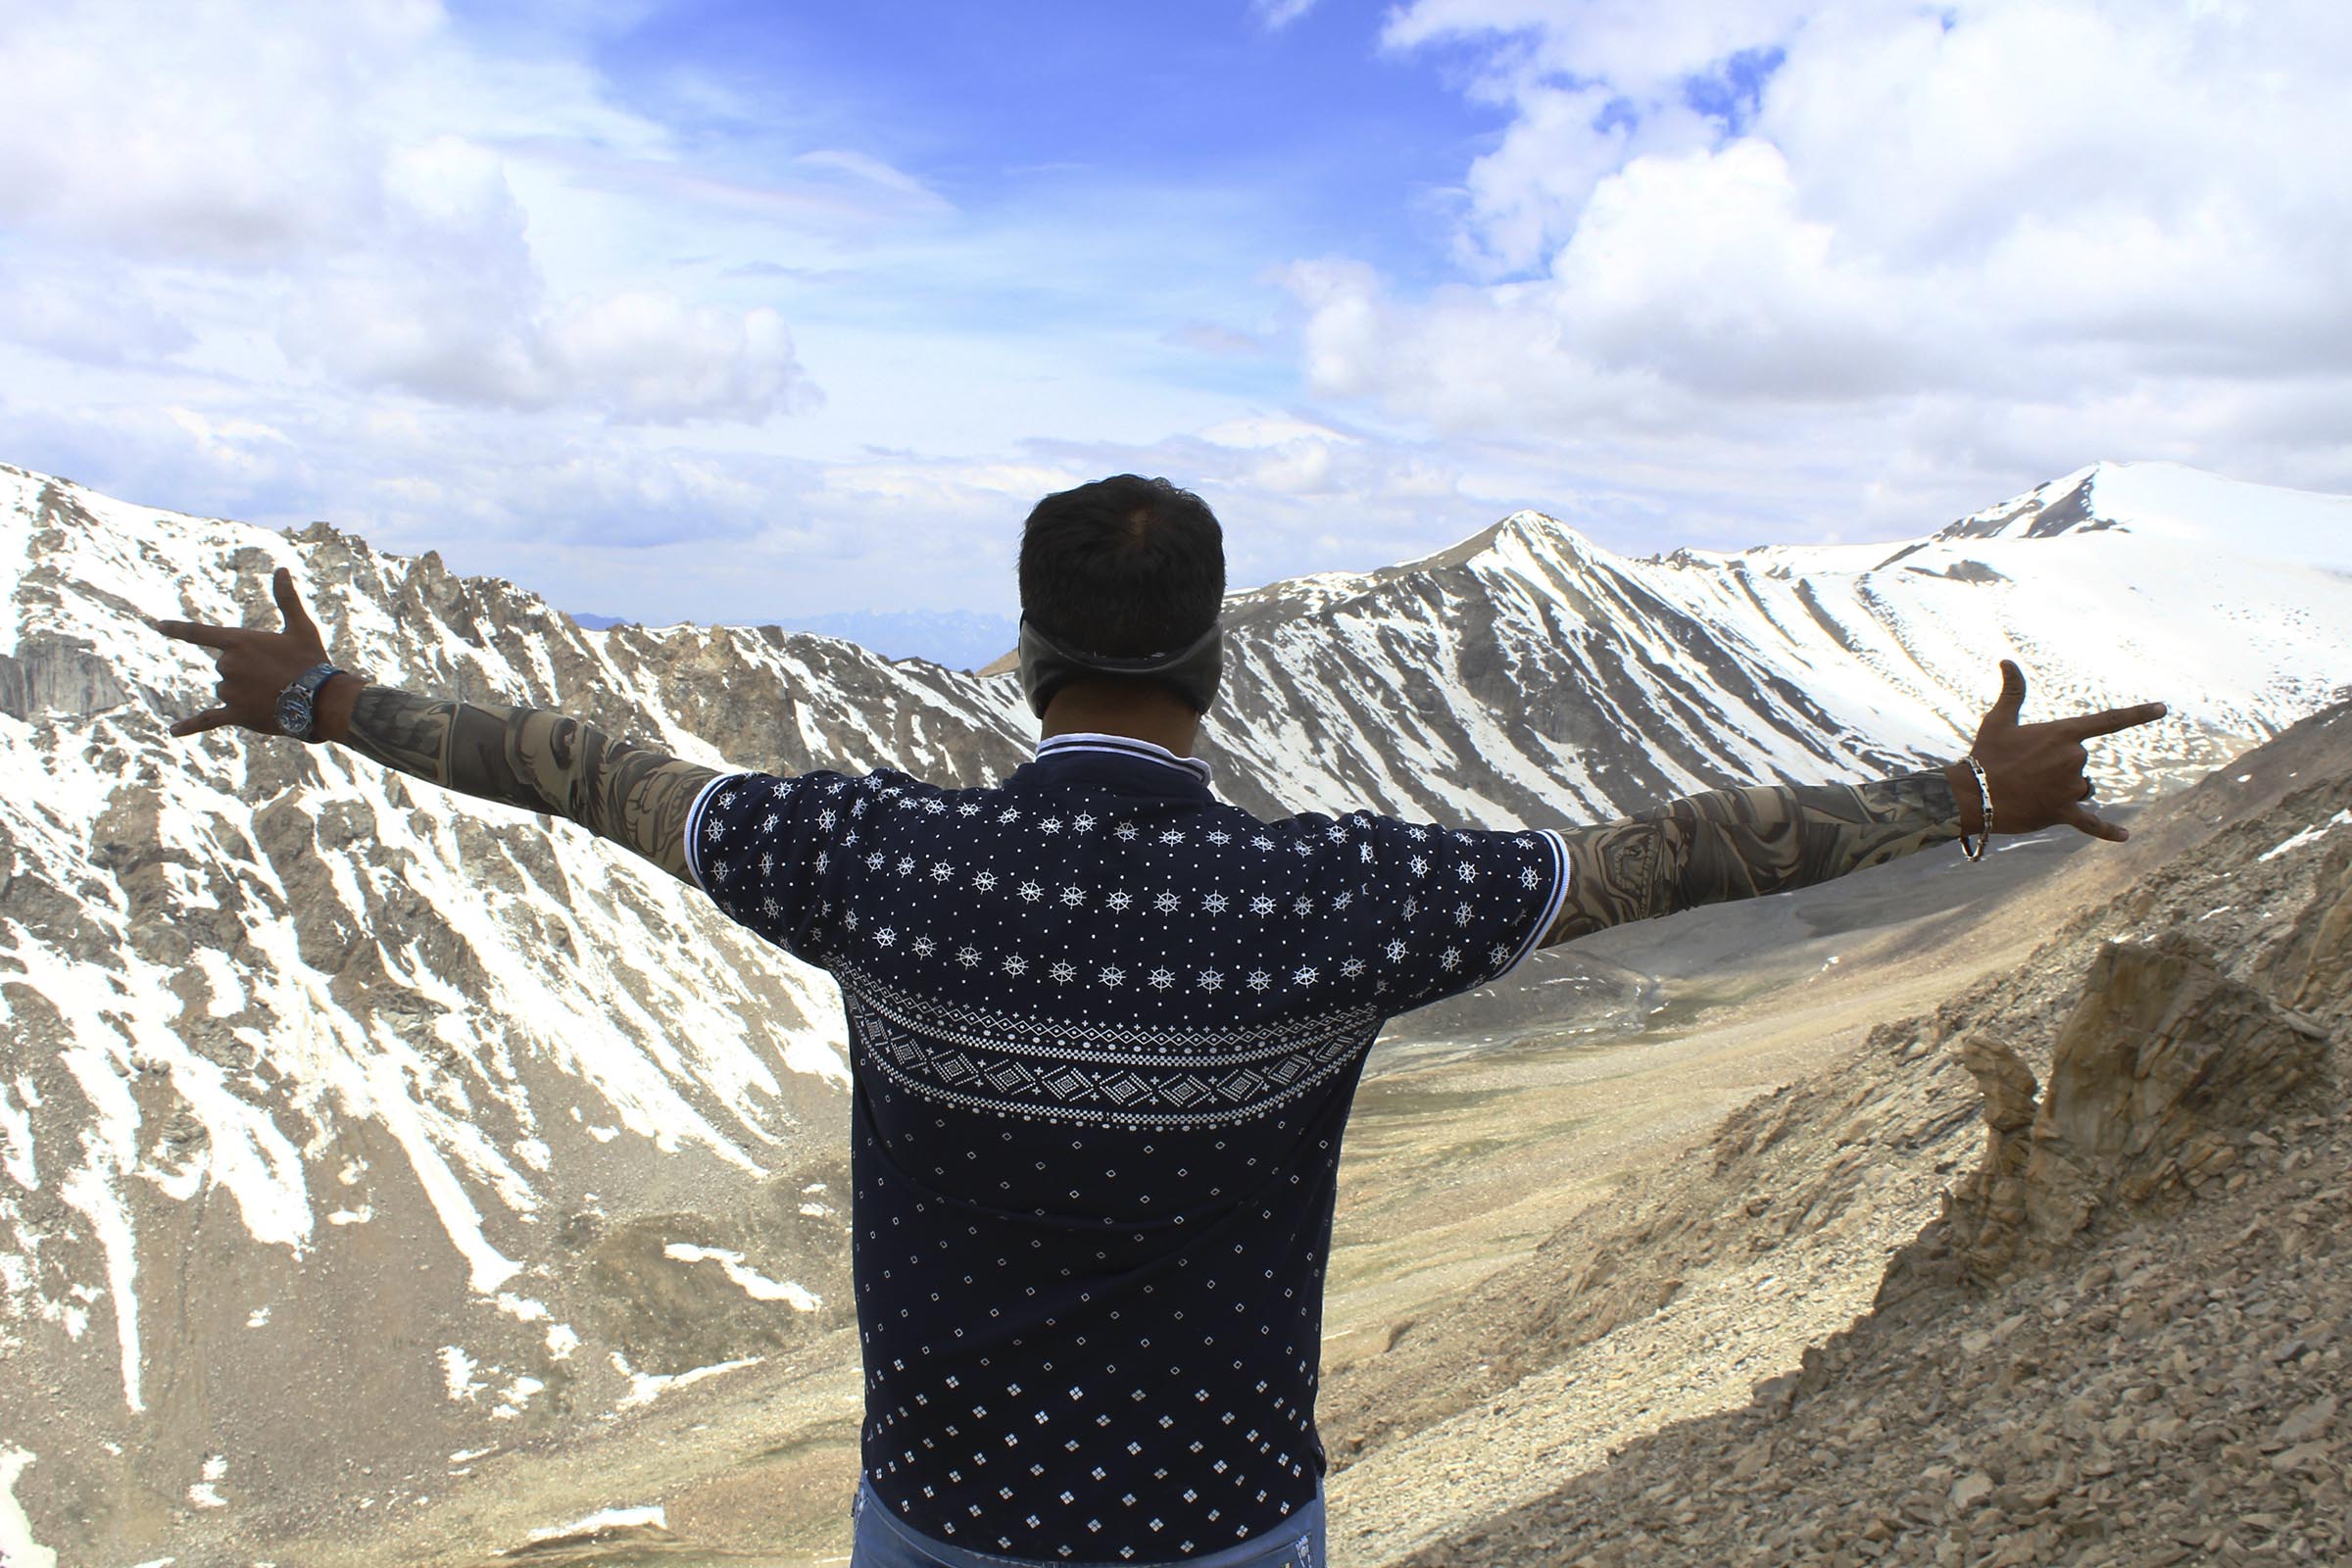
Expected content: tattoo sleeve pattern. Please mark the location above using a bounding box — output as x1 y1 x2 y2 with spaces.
341 685 718 884
1543 770 1962 948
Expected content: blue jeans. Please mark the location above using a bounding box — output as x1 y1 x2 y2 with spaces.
851 1479 1326 1568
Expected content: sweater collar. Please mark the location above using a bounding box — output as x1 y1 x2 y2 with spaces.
1033 731 1214 790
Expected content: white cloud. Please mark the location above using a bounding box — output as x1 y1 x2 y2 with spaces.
1303 0 2352 502
0 0 812 423
1251 0 1322 30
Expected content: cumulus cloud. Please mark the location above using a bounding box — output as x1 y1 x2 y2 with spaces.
1302 0 2352 501
0 0 814 423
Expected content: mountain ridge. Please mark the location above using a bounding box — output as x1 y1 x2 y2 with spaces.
1 456 2349 1564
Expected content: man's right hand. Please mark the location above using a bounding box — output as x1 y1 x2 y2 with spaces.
1951 660 2168 843
156 566 359 742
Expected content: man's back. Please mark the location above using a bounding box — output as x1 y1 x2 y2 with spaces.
689 733 1567 1559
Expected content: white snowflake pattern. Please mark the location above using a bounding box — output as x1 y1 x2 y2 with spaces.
1520 865 1542 889
930 861 956 882
1003 955 1030 977
716 791 737 809
1325 823 1348 843
1456 862 1478 883
1153 891 1181 914
1248 895 1276 916
1409 855 1430 877
924 799 949 814
957 947 984 969
1017 880 1045 904
760 896 783 919
704 819 725 844
1197 969 1225 992
1105 890 1134 912
1332 890 1353 910
1099 965 1127 988
1201 892 1230 914
1455 903 1474 925
1039 816 1064 835
1113 821 1140 842
897 856 917 875
815 851 830 872
1073 812 1097 833
760 853 776 876
841 829 858 847
1402 897 1419 919
1441 946 1463 970
1406 825 1428 841
851 798 867 817
1291 965 1318 987
1383 939 1408 962
843 908 860 931
973 870 1000 892
1489 944 1510 967
1157 828 1185 846
1205 829 1231 846
876 927 899 947
1147 967 1176 991
957 801 982 816
1292 896 1314 916
912 935 938 958
999 808 1022 824
1292 841 1313 858
1339 956 1367 979
1050 960 1077 984
760 811 781 832
817 808 837 830
1245 969 1273 992
1058 886 1086 907
1250 834 1275 852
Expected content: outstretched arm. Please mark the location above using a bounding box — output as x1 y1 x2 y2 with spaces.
157 567 717 884
1541 662 2167 948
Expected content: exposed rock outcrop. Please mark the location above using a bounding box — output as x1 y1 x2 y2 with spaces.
1899 934 2329 1293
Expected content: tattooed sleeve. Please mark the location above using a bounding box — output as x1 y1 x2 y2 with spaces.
341 685 719 885
1542 770 1962 948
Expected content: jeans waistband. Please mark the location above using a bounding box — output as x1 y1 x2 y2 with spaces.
853 1477 1325 1568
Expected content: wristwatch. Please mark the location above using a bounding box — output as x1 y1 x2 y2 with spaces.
275 663 348 742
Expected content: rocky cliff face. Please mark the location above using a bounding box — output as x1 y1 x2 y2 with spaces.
1343 704 2352 1568
0 457 2347 1565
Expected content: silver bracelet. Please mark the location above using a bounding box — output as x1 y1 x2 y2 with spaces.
1958 754 1992 861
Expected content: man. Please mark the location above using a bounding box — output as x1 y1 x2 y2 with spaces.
161 475 2162 1568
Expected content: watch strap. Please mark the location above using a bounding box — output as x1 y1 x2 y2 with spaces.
281 662 345 741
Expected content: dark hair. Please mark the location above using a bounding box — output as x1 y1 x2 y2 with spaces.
1018 475 1225 657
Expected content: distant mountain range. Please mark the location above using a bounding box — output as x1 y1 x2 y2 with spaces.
0 457 2347 1563
566 609 1019 672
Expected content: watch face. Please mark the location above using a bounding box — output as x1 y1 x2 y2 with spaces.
276 687 314 738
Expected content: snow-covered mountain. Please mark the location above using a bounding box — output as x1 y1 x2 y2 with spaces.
0 457 2346 1563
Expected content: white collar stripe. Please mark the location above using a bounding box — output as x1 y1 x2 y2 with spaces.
1035 732 1213 787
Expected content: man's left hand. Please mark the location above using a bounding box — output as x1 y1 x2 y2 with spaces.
1952 659 2168 843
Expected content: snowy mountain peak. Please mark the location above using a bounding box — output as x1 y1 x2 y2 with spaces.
1929 460 2352 569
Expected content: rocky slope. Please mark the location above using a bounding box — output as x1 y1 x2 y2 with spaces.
1320 703 2351 1567
0 457 2348 1565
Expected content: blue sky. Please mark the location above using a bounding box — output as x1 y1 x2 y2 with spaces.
2 0 2346 636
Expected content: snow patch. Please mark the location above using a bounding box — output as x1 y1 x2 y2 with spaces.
662 1243 822 1309
440 1346 484 1402
2257 809 2352 862
0 1447 59 1568
528 1503 666 1541
610 1349 763 1408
